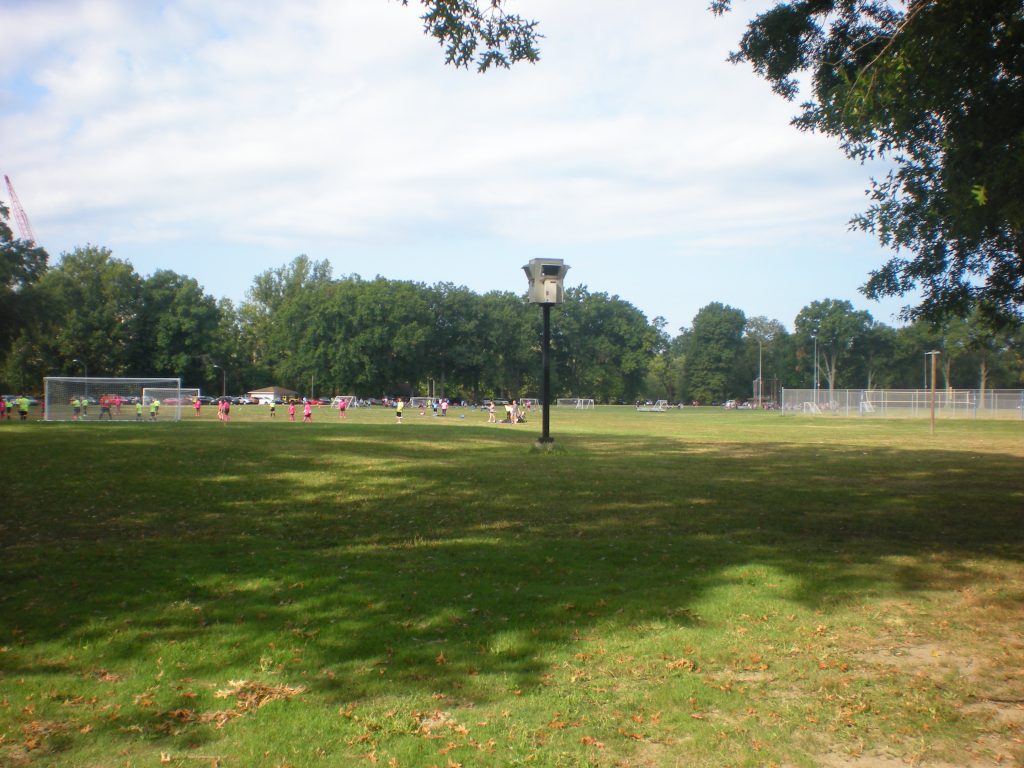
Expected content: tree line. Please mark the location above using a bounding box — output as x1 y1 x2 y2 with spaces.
2 224 1022 403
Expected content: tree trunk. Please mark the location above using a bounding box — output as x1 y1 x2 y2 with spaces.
978 357 989 410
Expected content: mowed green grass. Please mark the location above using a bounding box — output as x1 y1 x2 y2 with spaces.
1 406 1022 767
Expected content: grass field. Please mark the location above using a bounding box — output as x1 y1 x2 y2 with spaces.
1 406 1022 767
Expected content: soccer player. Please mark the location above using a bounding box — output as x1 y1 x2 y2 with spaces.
17 394 29 421
302 400 312 423
288 401 296 421
194 397 202 417
395 398 404 423
135 401 143 420
338 397 347 420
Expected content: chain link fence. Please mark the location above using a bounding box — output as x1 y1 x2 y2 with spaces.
780 388 1024 419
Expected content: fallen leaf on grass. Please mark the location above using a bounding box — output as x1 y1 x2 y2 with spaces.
196 680 306 728
214 679 306 710
21 720 68 750
665 658 696 672
580 736 605 749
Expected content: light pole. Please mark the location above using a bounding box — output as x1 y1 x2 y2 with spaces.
213 364 226 397
72 358 88 402
523 258 570 446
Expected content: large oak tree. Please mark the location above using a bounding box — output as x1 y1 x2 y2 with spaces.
410 1 1024 324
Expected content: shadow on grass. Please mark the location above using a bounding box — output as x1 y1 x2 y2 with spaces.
2 421 1021 714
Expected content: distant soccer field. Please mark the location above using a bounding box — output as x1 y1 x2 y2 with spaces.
1 409 1021 766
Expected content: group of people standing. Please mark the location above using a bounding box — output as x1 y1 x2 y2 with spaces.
177 395 529 426
66 395 157 421
192 396 318 423
488 399 526 424
0 395 32 421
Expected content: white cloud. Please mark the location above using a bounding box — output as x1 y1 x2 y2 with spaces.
0 0 907 330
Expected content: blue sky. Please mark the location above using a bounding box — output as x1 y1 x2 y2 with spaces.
0 0 914 334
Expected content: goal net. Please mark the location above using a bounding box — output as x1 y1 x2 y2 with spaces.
44 377 183 422
410 397 433 408
331 395 356 408
143 387 198 407
555 398 595 409
637 400 668 412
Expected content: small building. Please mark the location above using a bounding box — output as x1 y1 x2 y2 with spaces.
247 386 300 404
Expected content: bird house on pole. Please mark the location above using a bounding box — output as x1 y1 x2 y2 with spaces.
522 259 570 305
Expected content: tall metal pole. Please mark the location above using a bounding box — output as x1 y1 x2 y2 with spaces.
73 358 87 402
541 303 552 443
214 364 226 397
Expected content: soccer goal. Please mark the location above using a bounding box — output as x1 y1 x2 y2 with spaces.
44 377 183 422
637 400 668 412
332 395 356 408
409 397 433 409
143 387 199 407
556 398 595 409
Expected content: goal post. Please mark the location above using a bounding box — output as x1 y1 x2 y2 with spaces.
409 396 433 408
637 400 668 412
44 377 183 422
143 387 198 406
555 398 595 409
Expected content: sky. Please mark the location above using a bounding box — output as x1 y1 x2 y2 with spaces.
0 0 916 334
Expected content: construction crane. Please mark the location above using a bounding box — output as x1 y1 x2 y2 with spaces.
4 174 37 245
